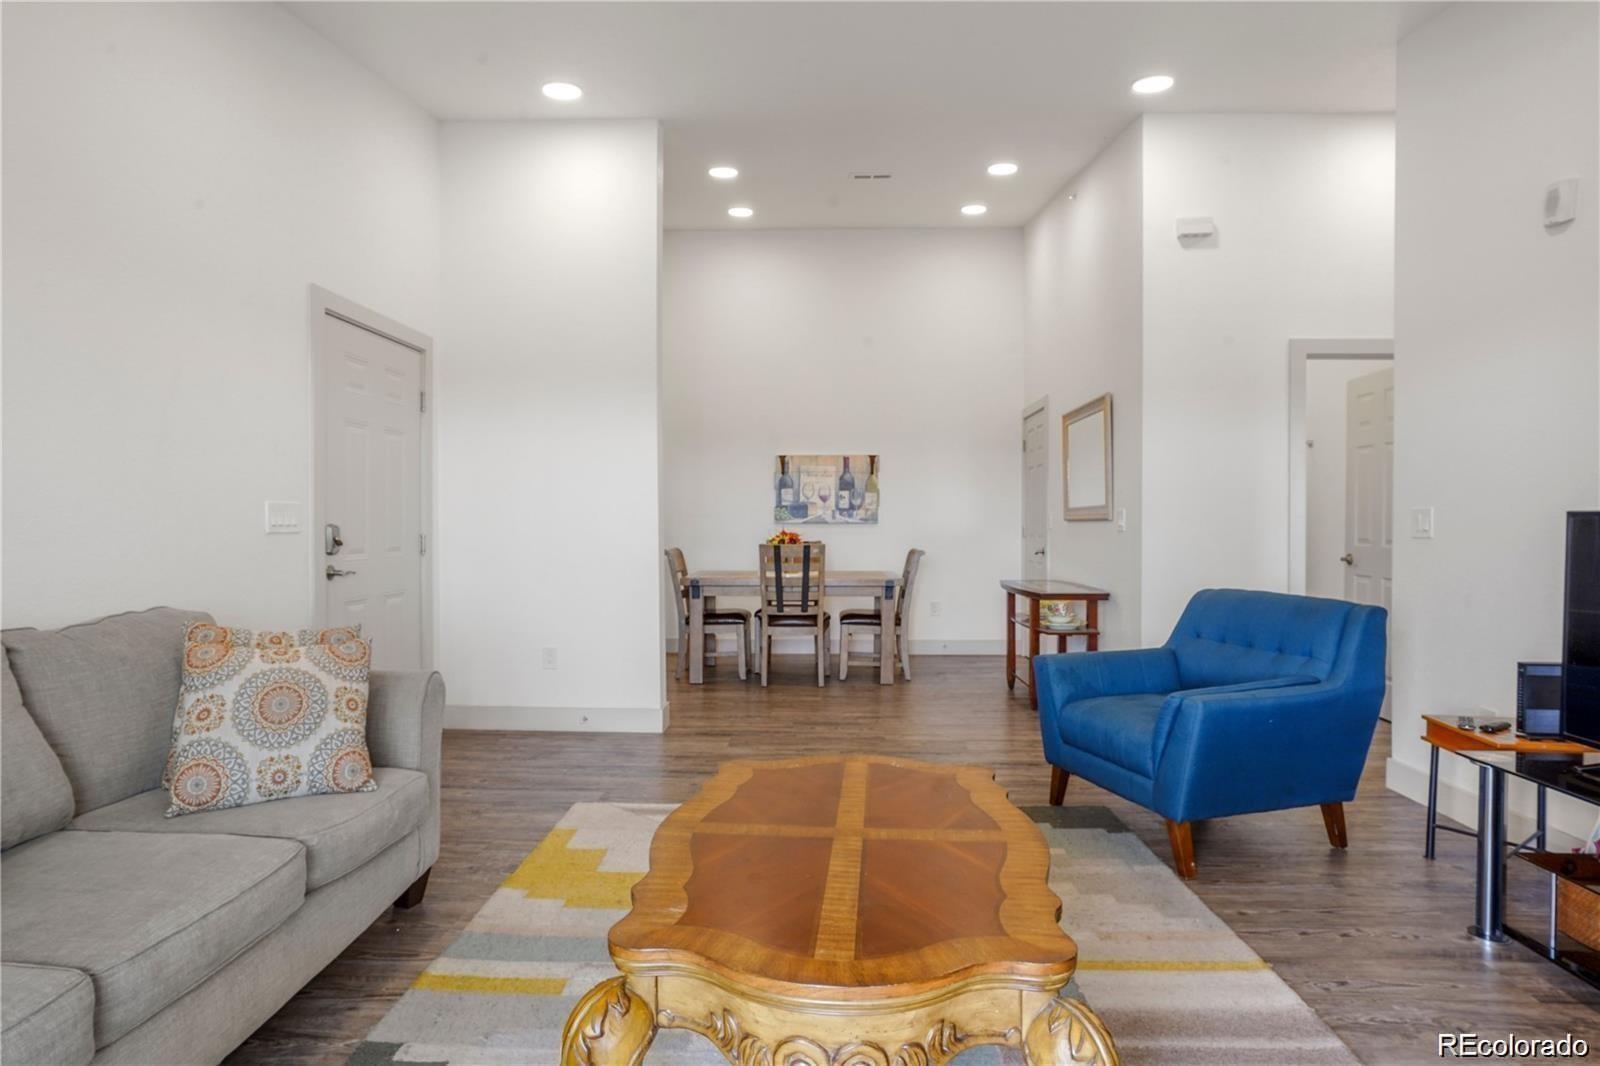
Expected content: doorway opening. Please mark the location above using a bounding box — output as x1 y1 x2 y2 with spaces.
1287 339 1393 718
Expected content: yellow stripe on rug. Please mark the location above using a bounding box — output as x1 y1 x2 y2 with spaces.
499 828 641 909
411 973 568 996
1077 959 1271 972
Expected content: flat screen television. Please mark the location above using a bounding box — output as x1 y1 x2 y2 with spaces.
1562 511 1600 747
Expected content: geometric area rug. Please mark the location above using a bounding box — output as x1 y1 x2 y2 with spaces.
349 803 1357 1065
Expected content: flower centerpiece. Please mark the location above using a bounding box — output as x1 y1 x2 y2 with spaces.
766 529 804 546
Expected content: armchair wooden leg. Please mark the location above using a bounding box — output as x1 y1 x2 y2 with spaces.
1166 820 1197 879
394 868 431 909
1049 765 1069 806
1320 802 1349 849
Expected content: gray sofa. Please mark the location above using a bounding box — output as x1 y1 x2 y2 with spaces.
0 607 444 1065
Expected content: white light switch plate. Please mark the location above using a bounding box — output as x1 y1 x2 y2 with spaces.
264 500 302 534
1115 508 1128 531
1410 507 1435 539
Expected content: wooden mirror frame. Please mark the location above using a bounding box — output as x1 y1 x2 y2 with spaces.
1062 393 1113 521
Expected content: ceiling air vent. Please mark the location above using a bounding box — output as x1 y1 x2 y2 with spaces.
851 173 892 181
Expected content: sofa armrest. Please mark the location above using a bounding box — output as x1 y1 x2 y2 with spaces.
1152 678 1383 823
367 670 444 876
1035 648 1180 711
1036 649 1181 770
1150 675 1320 768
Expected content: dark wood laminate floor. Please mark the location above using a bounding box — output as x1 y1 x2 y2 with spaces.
229 656 1600 1066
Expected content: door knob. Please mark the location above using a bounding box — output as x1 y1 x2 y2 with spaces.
1340 553 1355 566
325 565 358 580
1033 549 1046 556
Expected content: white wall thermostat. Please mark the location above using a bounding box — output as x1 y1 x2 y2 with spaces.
1176 216 1217 240
1544 178 1578 228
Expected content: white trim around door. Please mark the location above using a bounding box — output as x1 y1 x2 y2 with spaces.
1021 396 1050 580
308 285 436 670
1286 338 1393 595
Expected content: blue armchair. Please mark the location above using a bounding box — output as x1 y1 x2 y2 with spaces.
1036 588 1387 878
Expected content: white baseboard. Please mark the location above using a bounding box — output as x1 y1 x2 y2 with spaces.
664 637 1005 655
1385 755 1586 850
908 639 1006 655
446 704 666 734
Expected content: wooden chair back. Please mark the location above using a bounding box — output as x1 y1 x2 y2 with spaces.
664 547 690 619
758 542 826 617
897 548 926 622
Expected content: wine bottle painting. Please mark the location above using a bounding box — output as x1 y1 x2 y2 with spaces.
773 455 880 524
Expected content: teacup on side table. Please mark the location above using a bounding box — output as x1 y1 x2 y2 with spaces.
560 753 1120 1065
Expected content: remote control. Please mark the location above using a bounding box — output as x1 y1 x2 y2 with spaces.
1477 720 1512 735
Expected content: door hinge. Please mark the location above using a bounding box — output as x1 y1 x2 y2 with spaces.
419 390 427 413
419 533 428 556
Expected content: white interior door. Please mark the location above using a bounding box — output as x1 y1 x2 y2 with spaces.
1344 366 1393 714
318 312 425 671
1022 406 1048 579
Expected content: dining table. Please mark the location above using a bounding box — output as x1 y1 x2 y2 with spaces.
685 569 901 685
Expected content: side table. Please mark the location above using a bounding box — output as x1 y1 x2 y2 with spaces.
999 579 1110 710
1421 714 1592 860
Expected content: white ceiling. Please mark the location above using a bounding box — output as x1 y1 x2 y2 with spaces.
287 2 1440 229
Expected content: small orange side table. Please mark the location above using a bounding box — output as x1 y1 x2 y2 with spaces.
1421 714 1594 859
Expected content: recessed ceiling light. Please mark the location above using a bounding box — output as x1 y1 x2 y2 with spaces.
541 81 583 102
987 162 1019 177
1131 74 1175 95
708 166 739 180
728 206 754 219
961 204 988 217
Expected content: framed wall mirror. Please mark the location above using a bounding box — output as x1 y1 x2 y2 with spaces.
1063 394 1113 521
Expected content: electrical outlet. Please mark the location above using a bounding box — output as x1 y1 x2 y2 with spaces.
929 601 944 617
541 647 558 670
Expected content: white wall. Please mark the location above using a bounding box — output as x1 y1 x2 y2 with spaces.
437 121 665 731
661 228 1023 651
2 2 439 629
1305 358 1393 600
1389 3 1600 837
1023 122 1144 650
1140 115 1396 642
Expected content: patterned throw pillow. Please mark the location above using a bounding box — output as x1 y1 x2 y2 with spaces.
182 621 362 647
163 623 364 787
163 627 376 816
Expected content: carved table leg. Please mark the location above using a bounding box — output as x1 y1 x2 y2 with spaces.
1023 996 1120 1065
561 977 656 1065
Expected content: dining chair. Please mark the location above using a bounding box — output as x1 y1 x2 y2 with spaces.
756 542 830 687
838 548 924 682
665 548 753 681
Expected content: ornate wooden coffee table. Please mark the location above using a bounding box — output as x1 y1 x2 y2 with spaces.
560 754 1118 1065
